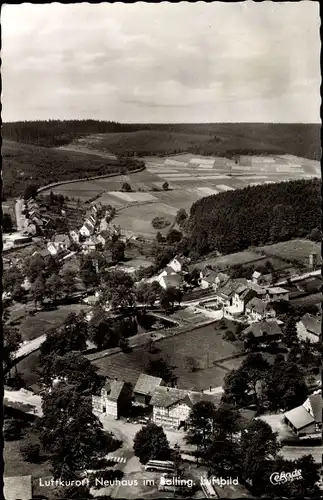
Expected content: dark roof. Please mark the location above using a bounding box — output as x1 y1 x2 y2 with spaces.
84 221 94 232
151 386 187 408
218 278 248 298
246 297 268 314
38 249 51 259
308 393 323 424
100 230 111 239
105 380 125 402
300 314 321 337
284 405 315 430
150 386 221 409
243 319 282 339
4 475 32 500
267 286 289 295
134 374 163 396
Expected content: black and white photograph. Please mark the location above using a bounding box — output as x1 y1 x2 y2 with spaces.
1 2 322 499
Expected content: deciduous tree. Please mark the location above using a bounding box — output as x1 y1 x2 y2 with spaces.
133 423 171 464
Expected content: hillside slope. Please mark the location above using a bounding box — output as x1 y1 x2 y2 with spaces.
2 140 142 199
2 121 320 160
188 178 321 256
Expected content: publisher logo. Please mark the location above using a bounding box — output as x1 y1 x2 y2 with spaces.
270 469 302 485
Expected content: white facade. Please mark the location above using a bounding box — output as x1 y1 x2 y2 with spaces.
153 402 191 428
47 242 58 256
296 321 320 343
168 257 183 273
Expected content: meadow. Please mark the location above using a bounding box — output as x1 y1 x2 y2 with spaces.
42 151 320 239
258 239 322 265
90 322 245 390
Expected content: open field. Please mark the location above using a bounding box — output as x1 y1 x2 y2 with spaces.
41 151 320 239
257 239 322 265
90 322 245 390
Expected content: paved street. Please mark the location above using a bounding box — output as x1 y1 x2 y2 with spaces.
14 334 47 361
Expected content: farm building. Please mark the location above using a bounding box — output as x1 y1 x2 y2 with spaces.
242 319 282 344
133 373 165 407
160 274 183 290
97 230 111 247
296 313 321 343
54 234 71 250
245 297 276 322
151 386 221 429
80 220 95 237
69 230 80 243
92 379 132 419
284 390 322 438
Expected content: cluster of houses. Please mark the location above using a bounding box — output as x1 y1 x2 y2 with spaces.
25 197 50 235
92 372 322 440
147 255 189 290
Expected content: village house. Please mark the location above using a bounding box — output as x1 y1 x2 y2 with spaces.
150 386 221 429
264 286 290 302
97 230 111 247
168 255 186 273
54 234 71 251
133 374 165 407
245 297 276 322
215 279 249 309
79 220 95 238
200 269 230 291
26 222 37 235
284 390 322 438
69 230 80 243
81 236 99 252
242 319 283 345
159 273 183 290
92 379 132 419
297 313 321 343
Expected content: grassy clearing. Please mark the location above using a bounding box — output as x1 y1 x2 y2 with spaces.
91 322 245 390
257 239 322 264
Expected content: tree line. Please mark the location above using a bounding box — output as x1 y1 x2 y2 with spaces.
187 178 321 257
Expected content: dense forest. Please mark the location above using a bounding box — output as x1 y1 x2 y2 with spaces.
2 120 321 160
187 179 322 256
2 140 144 199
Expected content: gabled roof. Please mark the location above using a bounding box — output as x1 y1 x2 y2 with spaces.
151 386 222 409
4 475 32 500
105 380 125 402
171 255 185 266
99 230 111 239
284 405 315 430
246 297 268 314
243 319 282 339
134 374 163 396
151 386 188 408
84 221 94 232
308 393 323 423
218 278 248 298
299 313 321 337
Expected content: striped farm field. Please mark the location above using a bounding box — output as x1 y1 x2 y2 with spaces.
42 151 320 238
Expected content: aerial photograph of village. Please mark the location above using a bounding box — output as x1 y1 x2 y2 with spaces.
1 2 322 500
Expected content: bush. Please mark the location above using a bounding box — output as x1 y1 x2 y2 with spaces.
151 217 171 230
121 182 132 192
162 182 169 190
223 330 236 341
4 419 23 440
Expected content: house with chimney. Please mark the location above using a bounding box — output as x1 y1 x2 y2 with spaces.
150 386 222 429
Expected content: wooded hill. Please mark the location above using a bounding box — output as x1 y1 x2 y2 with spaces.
2 121 321 160
187 178 322 256
2 140 144 199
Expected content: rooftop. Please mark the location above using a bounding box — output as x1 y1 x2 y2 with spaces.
163 274 183 288
134 373 163 396
267 286 289 294
105 380 126 402
308 392 323 423
299 313 321 337
150 386 221 409
284 405 315 431
54 234 70 244
246 297 268 314
243 319 282 339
